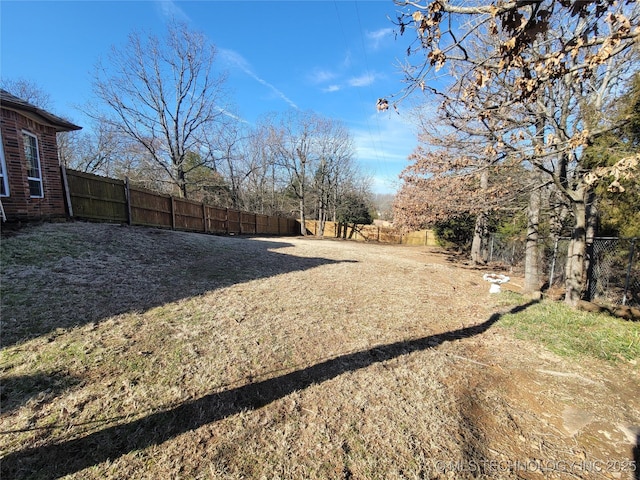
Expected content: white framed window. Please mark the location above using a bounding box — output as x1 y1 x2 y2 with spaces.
22 130 43 198
0 130 8 197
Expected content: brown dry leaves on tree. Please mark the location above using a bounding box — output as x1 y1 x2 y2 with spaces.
584 153 640 193
393 139 527 230
393 0 640 103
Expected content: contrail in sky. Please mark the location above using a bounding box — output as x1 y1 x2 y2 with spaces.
218 48 299 110
157 2 298 110
216 107 250 124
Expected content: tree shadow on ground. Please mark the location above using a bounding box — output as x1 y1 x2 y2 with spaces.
0 301 538 479
634 433 640 480
1 226 356 348
0 372 83 416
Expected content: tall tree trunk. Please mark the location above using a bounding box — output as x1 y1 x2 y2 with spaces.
297 156 307 235
332 183 338 223
318 209 325 237
471 169 489 264
317 196 326 237
564 198 587 306
584 190 598 301
178 165 187 199
524 186 542 295
471 211 489 264
299 197 307 236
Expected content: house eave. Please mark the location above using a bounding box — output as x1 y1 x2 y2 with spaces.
0 89 82 132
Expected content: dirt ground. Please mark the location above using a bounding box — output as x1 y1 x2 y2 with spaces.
1 222 639 479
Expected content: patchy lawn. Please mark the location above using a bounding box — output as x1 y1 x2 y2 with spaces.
1 222 638 479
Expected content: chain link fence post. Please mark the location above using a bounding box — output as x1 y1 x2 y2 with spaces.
623 238 636 306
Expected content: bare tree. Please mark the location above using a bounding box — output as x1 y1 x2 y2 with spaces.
0 78 52 109
116 148 174 193
269 110 320 235
220 127 246 210
239 119 292 216
92 21 231 198
311 118 355 236
268 110 360 235
58 118 124 176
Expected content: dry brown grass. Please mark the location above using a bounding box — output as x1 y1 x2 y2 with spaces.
1 222 638 479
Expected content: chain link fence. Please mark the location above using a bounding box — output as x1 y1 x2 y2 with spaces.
488 234 639 307
488 234 527 269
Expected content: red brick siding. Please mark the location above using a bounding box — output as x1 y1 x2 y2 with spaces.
1 109 66 220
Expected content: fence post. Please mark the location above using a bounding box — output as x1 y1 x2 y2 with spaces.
60 165 73 218
549 238 559 286
170 197 176 230
622 238 636 306
125 177 132 226
202 203 208 233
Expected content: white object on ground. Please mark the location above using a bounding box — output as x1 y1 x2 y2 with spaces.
482 273 510 293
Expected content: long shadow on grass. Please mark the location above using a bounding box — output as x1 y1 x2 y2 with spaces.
1 301 538 479
634 433 640 480
1 229 355 348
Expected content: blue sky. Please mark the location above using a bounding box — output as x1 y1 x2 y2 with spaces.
1 0 424 194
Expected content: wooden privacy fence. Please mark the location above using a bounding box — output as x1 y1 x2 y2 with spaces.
64 169 298 236
303 220 437 246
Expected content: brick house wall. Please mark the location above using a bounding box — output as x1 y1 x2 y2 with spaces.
1 109 66 220
0 90 81 222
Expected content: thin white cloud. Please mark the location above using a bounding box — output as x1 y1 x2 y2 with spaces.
371 175 401 195
355 139 409 164
349 73 376 88
310 68 337 84
218 47 298 110
342 50 352 69
323 85 341 93
156 0 190 22
350 112 419 194
366 28 394 50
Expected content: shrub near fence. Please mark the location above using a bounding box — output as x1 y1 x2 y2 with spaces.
64 169 298 236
